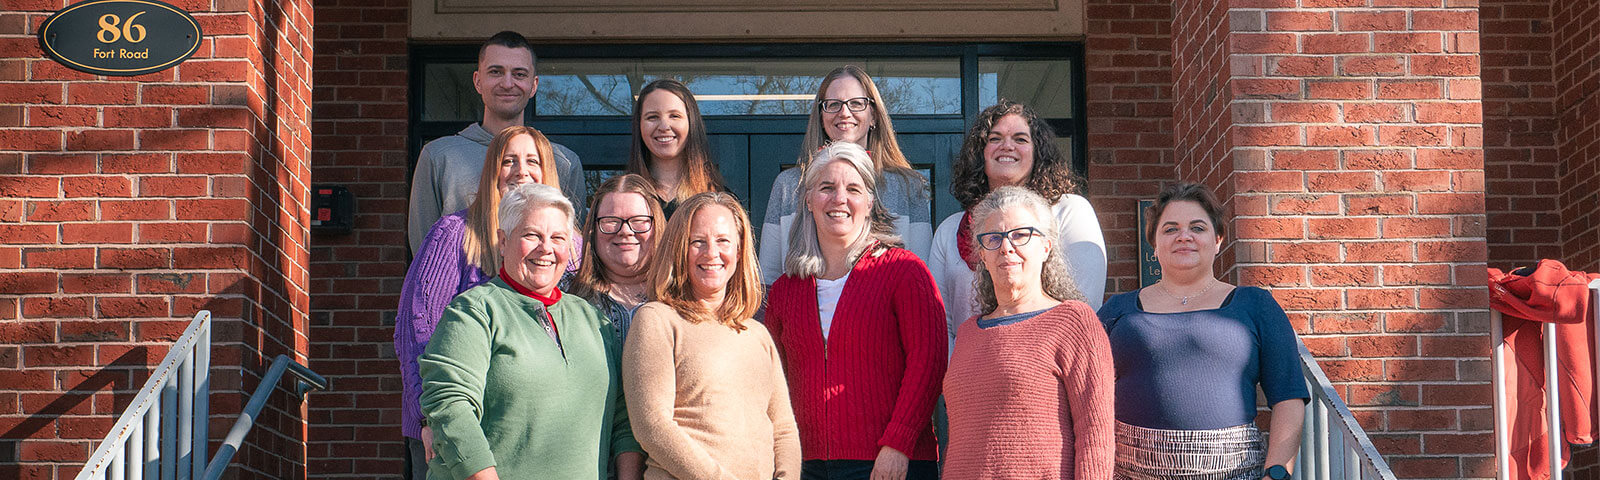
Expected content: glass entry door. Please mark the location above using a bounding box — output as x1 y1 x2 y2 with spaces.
409 43 1085 235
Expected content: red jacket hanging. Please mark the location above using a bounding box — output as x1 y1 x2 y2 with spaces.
1488 259 1600 480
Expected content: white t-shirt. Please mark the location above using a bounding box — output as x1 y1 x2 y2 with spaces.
816 273 851 340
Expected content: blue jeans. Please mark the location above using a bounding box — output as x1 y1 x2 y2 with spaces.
801 459 939 480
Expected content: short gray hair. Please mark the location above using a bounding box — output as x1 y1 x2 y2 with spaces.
971 186 1083 314
784 142 901 278
498 183 575 237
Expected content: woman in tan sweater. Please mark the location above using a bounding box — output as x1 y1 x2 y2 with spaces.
622 192 802 480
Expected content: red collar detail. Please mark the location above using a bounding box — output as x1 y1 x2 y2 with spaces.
498 268 562 307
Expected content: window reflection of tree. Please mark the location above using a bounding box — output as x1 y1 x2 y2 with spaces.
534 65 957 116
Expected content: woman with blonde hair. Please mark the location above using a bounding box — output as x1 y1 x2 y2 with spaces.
765 142 946 479
623 192 802 479
393 125 564 478
760 65 932 285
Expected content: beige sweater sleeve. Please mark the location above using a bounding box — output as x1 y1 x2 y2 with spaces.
761 328 802 479
622 304 739 480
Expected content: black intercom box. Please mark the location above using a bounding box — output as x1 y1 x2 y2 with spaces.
311 184 355 234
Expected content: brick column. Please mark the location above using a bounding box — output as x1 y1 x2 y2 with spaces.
305 0 411 474
1085 0 1176 296
0 0 313 477
1173 1 1491 478
1482 0 1560 269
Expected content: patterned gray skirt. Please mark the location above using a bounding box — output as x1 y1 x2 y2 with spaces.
1113 421 1266 480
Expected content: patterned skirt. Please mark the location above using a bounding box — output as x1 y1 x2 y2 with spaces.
1113 421 1266 480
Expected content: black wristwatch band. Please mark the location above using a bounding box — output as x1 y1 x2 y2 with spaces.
1266 465 1291 480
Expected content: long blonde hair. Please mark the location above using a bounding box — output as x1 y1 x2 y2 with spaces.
800 66 918 184
464 126 560 272
649 192 763 331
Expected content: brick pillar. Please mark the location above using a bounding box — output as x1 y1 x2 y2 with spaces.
1552 1 1600 274
0 0 313 477
306 0 412 475
1085 0 1176 296
1173 1 1492 478
1482 0 1560 269
1551 0 1600 472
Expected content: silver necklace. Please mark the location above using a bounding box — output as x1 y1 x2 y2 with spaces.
1157 280 1215 306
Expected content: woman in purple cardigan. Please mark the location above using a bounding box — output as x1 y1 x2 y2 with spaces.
393 125 561 478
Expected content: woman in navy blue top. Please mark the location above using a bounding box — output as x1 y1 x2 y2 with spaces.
1096 183 1308 480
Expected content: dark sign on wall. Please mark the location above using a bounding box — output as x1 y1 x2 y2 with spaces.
37 0 202 77
1137 199 1161 287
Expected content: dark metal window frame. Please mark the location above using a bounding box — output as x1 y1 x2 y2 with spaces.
407 42 1087 220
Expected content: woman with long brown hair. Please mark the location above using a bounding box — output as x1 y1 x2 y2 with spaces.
565 173 665 342
626 79 728 218
759 65 932 285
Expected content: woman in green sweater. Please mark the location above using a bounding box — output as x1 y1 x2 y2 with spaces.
419 183 645 480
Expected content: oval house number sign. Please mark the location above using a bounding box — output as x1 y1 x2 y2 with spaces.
37 0 202 76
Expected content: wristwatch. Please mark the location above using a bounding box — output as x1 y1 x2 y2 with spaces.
1266 465 1291 480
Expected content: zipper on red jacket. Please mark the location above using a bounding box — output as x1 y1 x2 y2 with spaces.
817 276 831 461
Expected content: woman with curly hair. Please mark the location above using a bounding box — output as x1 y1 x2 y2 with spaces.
929 100 1107 350
942 186 1114 479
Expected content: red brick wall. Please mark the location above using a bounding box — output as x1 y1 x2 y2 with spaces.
1171 0 1234 188
1549 0 1600 475
1481 0 1561 270
1170 0 1238 275
0 0 313 476
305 0 412 475
1085 0 1175 296
1551 0 1600 275
1187 2 1493 478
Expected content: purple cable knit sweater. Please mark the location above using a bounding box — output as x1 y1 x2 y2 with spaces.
395 209 490 439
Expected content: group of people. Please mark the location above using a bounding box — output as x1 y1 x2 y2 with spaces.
394 30 1312 480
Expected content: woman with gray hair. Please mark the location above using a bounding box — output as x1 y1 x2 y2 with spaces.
419 183 644 480
764 142 947 480
941 186 1114 479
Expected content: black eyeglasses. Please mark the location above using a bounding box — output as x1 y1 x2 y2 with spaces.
595 215 653 235
818 97 872 113
976 227 1043 251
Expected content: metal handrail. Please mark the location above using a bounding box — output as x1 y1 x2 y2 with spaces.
76 311 328 480
201 354 328 479
77 311 211 480
1295 340 1399 479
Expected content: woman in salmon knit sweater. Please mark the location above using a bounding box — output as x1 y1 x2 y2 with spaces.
622 192 802 479
765 142 947 480
942 186 1114 479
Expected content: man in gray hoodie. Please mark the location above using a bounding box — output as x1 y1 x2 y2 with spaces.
407 31 587 254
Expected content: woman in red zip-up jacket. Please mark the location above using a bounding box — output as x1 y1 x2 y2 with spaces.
765 141 948 480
